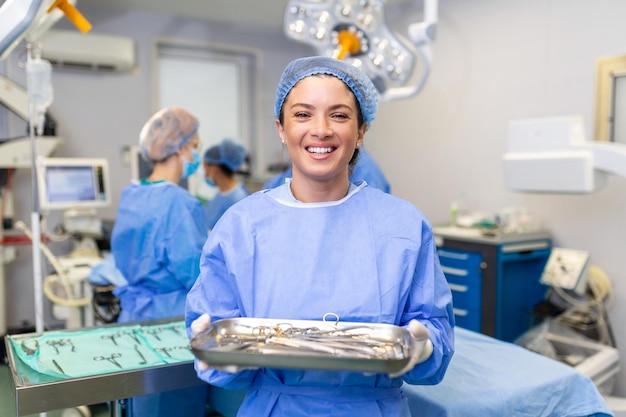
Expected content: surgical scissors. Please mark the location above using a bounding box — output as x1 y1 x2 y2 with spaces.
93 353 123 369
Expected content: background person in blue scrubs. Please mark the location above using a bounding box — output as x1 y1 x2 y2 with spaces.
202 138 250 231
112 107 208 417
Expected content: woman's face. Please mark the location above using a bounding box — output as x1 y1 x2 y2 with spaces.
276 75 366 184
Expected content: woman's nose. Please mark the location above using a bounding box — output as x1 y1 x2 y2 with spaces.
310 116 332 138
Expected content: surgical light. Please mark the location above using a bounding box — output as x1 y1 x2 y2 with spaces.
284 0 438 101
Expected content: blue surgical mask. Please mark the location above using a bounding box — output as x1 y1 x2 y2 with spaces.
204 177 216 187
181 150 201 178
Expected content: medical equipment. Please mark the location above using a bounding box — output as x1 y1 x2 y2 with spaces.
503 115 626 193
191 317 413 373
283 0 438 101
36 157 111 212
540 247 590 296
5 319 201 416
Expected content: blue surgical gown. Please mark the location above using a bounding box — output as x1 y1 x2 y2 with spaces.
263 148 391 193
203 182 249 231
112 180 208 417
185 181 455 417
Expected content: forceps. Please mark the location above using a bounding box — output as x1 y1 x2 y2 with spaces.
143 328 162 341
155 346 189 358
47 339 75 354
93 353 123 369
101 334 119 346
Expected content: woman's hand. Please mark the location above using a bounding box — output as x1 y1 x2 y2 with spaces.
388 319 433 378
191 313 258 373
190 313 212 371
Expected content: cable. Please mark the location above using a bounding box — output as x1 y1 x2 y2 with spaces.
39 212 72 242
43 274 91 308
14 220 76 300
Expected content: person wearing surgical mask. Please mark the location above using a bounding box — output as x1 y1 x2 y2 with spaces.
202 138 250 231
111 107 208 417
186 57 454 417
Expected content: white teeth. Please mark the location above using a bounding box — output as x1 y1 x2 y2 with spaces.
307 147 333 154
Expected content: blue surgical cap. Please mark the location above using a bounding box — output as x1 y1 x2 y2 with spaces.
139 107 199 162
274 56 379 128
203 138 247 172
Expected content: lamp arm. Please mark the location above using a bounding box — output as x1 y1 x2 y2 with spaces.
380 44 431 101
379 0 437 101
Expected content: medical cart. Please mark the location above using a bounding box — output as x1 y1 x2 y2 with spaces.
433 226 552 342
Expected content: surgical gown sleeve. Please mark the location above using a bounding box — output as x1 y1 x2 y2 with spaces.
400 225 455 385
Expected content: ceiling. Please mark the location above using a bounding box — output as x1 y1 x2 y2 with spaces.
77 0 411 31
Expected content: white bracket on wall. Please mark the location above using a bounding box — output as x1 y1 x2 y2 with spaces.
502 115 626 193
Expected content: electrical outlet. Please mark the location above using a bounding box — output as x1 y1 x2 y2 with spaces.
540 247 590 295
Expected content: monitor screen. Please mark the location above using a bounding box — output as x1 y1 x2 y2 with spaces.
37 158 111 211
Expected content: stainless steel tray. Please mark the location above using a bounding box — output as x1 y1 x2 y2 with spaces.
190 317 412 373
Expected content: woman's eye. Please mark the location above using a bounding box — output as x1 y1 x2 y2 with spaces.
294 112 309 119
332 113 348 120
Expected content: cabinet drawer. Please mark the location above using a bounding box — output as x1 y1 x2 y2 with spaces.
441 264 482 288
448 282 481 311
437 248 482 271
453 307 481 332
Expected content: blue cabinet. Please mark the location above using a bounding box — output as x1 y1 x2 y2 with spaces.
434 227 551 342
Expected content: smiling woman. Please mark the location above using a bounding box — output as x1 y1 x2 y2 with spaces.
185 56 455 417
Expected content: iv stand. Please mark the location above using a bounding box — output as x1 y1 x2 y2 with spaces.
26 43 45 335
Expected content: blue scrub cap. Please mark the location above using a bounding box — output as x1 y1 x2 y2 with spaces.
275 56 379 129
203 138 247 172
138 107 199 162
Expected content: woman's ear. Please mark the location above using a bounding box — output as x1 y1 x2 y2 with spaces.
276 119 286 144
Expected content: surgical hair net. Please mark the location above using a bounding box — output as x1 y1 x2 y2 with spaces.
274 56 379 128
139 107 199 162
203 138 247 171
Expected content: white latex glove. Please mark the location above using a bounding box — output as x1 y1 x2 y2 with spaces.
190 313 259 373
190 313 212 371
388 319 433 378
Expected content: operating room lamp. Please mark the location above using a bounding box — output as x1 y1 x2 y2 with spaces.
283 0 438 102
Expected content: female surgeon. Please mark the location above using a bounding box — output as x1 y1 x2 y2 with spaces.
112 107 208 417
202 138 250 231
185 57 455 417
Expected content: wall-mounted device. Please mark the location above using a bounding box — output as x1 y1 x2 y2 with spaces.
540 247 590 295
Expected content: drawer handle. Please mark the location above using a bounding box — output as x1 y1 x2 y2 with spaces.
441 266 468 276
453 308 468 317
448 283 468 293
438 250 470 260
501 241 549 253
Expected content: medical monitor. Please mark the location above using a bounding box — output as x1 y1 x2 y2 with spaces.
37 157 111 211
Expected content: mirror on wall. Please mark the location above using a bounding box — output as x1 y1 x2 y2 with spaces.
594 54 626 144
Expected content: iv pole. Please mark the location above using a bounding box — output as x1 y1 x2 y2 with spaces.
26 43 49 335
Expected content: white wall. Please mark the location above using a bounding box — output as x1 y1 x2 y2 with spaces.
3 0 626 396
376 0 626 395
